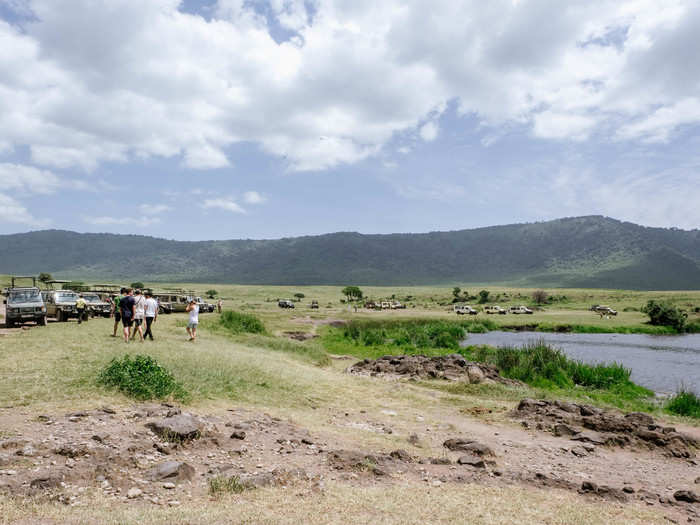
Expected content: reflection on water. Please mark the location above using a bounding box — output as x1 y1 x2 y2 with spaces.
461 332 700 393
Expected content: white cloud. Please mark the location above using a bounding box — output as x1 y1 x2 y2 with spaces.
138 203 171 215
242 191 266 204
84 215 161 226
0 0 697 175
0 163 61 194
0 192 48 226
202 198 246 213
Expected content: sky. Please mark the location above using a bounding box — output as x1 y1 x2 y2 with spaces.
0 0 699 240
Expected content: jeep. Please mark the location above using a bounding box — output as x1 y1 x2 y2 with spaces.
42 289 80 321
3 277 46 327
453 304 478 315
508 305 533 315
484 305 507 315
310 300 319 309
591 305 618 316
278 299 295 309
82 292 111 318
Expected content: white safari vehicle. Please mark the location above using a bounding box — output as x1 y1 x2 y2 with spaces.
484 305 507 315
453 304 478 315
508 305 533 314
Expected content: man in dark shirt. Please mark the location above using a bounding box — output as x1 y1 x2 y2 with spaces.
120 288 136 343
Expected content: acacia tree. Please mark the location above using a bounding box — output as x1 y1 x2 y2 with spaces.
38 272 53 283
477 290 490 304
205 289 218 299
293 292 305 301
532 290 548 305
341 286 363 302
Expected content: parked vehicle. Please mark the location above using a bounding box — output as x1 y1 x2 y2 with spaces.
591 305 618 316
3 276 46 327
390 301 406 309
484 305 507 315
278 299 295 309
42 289 80 322
194 297 215 313
310 300 319 309
380 301 391 309
82 292 111 317
453 304 478 315
508 305 533 314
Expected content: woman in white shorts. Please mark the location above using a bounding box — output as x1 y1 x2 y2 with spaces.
185 299 199 342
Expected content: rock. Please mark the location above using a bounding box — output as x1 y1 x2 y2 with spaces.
581 481 598 493
54 444 88 458
146 414 202 441
673 490 699 503
99 406 116 414
91 434 109 444
429 457 451 465
127 487 142 499
407 433 422 447
456 455 486 468
622 486 636 494
147 461 195 482
443 438 494 457
570 446 589 457
162 482 176 489
30 476 62 489
389 449 412 462
168 500 181 506
301 438 314 445
466 366 485 384
695 477 700 484
17 445 36 457
625 412 654 427
553 423 578 437
230 431 246 440
430 480 442 487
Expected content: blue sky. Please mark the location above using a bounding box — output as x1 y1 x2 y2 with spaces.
0 0 699 240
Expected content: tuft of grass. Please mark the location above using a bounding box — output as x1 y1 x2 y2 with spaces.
665 388 700 418
208 475 247 496
219 310 266 334
97 354 189 402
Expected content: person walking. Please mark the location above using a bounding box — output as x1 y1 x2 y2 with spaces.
112 289 125 337
185 299 199 342
76 294 87 324
120 288 135 342
131 289 146 342
217 298 222 314
143 291 158 341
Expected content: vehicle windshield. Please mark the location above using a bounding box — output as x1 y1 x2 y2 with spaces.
9 290 42 303
57 292 78 301
82 293 101 303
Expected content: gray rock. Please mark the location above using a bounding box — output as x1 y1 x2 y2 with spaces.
457 455 486 468
127 487 142 499
230 431 246 440
146 414 202 441
553 423 578 437
30 476 62 490
571 446 589 457
54 444 88 458
443 438 494 457
147 461 195 481
673 490 699 503
466 366 485 384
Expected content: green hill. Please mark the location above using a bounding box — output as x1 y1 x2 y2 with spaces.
0 216 698 289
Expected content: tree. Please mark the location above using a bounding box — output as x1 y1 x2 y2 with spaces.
452 287 461 299
130 281 145 290
642 300 687 331
38 272 53 283
341 286 363 301
532 290 548 305
205 289 218 299
293 292 305 301
477 290 490 304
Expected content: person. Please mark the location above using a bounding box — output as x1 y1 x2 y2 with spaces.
217 299 222 314
120 288 135 342
131 289 145 342
76 294 87 324
112 289 125 337
185 299 199 342
143 291 158 341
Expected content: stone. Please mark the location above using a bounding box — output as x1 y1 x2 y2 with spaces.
407 433 422 447
389 449 412 462
17 445 36 457
230 431 246 440
553 423 578 437
673 490 699 503
146 414 202 441
570 446 589 457
162 482 176 489
30 476 62 489
581 481 598 493
466 366 485 384
54 444 88 458
127 487 143 499
443 438 494 457
456 455 486 468
147 461 195 482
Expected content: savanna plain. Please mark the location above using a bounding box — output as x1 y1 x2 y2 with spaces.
1 282 699 524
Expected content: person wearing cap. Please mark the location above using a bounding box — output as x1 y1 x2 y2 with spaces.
75 293 87 324
185 298 199 342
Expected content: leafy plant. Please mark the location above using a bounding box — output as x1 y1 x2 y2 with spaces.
641 300 687 331
294 292 305 301
665 388 700 418
97 354 188 401
477 290 490 304
219 310 266 334
342 286 363 301
532 290 548 305
205 289 218 298
37 272 53 283
208 475 247 496
130 281 145 290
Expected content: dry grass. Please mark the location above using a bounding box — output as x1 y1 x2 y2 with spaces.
0 482 668 525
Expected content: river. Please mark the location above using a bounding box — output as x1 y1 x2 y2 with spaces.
461 331 700 393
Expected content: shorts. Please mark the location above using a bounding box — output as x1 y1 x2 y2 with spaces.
122 317 133 327
187 321 198 329
133 318 143 326
114 312 121 322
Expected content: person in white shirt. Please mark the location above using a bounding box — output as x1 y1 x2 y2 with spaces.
185 299 199 342
131 289 146 342
143 291 158 341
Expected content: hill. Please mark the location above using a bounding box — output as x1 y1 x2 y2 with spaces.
0 216 698 289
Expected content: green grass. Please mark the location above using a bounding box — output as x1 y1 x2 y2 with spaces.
97 354 189 402
208 475 247 496
218 310 267 334
518 323 679 335
665 389 700 418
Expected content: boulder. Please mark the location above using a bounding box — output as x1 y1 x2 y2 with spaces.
443 438 494 457
456 455 486 468
30 476 62 490
147 461 195 481
146 414 202 441
673 490 699 503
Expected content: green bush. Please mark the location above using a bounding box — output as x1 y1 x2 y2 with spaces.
98 354 188 401
665 389 700 418
641 300 687 331
219 310 266 335
208 475 247 496
342 320 465 350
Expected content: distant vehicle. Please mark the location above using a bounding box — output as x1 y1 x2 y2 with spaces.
310 300 319 309
484 305 507 315
364 301 379 309
453 304 478 315
42 289 80 322
508 305 533 315
380 301 391 309
390 301 406 309
591 305 618 316
278 299 295 309
3 276 46 327
194 297 215 313
81 292 111 318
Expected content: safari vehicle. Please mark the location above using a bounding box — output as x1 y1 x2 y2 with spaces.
41 287 79 322
81 292 111 317
453 304 478 315
508 305 533 315
591 305 618 316
380 301 391 309
390 301 406 309
484 305 507 315
278 299 295 309
3 276 47 327
310 300 319 309
194 297 215 313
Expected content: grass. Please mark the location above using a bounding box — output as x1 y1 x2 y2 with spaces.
208 475 247 496
97 354 189 402
218 310 267 334
665 388 700 418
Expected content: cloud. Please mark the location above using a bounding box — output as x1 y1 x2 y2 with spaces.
138 203 171 215
0 192 48 226
0 163 61 194
84 215 161 226
242 191 266 204
0 0 698 175
202 198 246 213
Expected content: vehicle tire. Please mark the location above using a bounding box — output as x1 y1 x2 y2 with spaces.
57 310 64 323
6 320 14 328
39 316 47 326
158 306 164 314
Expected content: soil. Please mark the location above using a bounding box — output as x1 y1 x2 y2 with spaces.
0 398 698 522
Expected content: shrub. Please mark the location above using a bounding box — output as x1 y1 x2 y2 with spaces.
205 289 218 298
130 281 145 290
532 290 548 305
641 300 687 331
219 311 266 335
98 354 188 401
665 389 700 418
208 475 247 496
477 290 490 304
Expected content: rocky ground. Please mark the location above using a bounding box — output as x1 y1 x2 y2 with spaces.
0 395 698 523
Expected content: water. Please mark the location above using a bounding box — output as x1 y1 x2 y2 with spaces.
461 331 700 393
